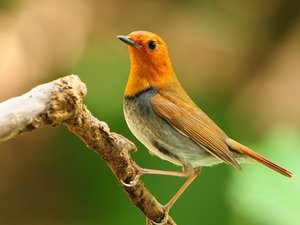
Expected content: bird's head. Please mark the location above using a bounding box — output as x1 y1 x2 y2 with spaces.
118 31 175 96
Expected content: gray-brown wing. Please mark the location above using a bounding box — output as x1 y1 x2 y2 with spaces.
151 94 240 168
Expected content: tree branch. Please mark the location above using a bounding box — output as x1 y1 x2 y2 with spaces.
0 75 176 225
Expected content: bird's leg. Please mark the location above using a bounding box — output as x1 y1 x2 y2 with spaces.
121 162 200 225
148 165 201 225
164 166 201 212
121 161 189 187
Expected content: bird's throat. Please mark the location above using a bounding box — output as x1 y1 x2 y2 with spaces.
124 71 151 97
124 54 175 97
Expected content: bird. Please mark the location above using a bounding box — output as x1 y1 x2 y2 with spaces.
117 31 293 224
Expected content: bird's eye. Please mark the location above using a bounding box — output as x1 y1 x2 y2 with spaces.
148 40 157 50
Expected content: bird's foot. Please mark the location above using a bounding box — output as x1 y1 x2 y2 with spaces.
121 161 143 187
121 162 192 187
146 204 170 225
121 174 141 187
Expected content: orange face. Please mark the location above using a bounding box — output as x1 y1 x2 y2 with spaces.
119 31 175 96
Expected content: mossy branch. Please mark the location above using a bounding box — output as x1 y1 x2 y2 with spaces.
0 75 175 225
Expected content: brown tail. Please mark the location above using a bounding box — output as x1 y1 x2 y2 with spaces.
225 138 293 178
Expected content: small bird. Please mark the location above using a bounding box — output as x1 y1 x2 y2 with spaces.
118 31 293 224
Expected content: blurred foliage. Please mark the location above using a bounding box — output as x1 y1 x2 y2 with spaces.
0 0 299 225
228 126 300 225
0 0 11 9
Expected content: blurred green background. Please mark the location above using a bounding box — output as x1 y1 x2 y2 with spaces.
0 0 299 225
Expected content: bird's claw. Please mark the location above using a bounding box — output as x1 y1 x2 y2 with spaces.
150 214 169 225
147 206 169 225
120 174 141 187
121 161 143 187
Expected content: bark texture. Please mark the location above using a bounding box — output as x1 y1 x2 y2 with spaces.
0 75 175 225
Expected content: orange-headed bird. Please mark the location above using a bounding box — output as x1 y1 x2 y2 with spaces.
118 31 292 224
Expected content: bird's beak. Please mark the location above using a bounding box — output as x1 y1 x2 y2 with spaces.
117 35 140 47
